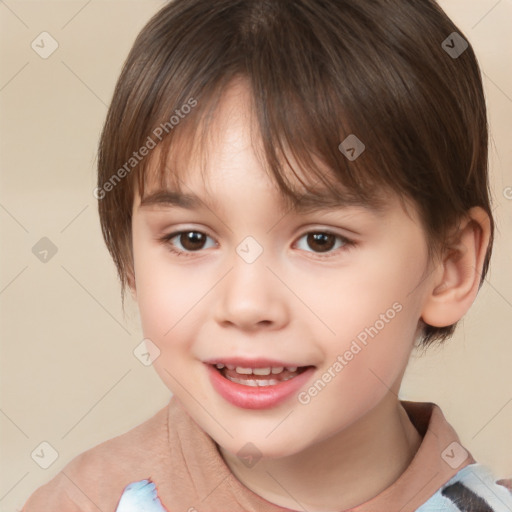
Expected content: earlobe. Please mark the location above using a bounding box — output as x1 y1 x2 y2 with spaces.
421 207 491 328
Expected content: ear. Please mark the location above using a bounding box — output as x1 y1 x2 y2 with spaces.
421 207 491 328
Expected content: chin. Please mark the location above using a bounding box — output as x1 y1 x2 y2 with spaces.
217 434 307 463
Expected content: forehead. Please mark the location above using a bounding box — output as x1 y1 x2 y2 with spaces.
137 141 388 218
138 168 394 228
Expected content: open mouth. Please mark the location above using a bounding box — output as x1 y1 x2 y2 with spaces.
206 361 317 409
212 363 313 387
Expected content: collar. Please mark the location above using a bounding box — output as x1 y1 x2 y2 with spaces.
164 398 475 511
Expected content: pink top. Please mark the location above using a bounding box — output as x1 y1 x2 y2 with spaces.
23 397 478 511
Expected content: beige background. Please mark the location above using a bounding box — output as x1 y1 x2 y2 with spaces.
0 1 511 510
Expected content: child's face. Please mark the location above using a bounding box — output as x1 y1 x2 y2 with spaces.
131 81 436 459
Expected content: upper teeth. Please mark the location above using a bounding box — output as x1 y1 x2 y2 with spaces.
215 364 298 374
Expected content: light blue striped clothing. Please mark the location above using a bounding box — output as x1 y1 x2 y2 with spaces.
416 463 512 512
116 463 512 512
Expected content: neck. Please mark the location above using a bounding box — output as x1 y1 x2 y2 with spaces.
218 393 422 512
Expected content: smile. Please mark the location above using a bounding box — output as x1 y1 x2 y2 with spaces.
205 360 316 409
215 364 307 387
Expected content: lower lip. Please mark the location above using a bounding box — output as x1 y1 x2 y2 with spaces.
206 364 315 410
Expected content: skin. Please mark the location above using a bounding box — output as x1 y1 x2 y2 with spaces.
129 80 491 511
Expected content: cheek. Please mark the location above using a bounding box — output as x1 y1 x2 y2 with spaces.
287 244 425 344
133 240 189 345
133 242 222 361
297 245 427 390
300 300 420 432
133 262 205 393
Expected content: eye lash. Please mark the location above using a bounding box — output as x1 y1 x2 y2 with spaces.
157 229 357 258
157 231 207 258
298 231 357 259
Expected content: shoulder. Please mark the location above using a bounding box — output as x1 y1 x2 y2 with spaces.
22 403 171 512
417 463 512 512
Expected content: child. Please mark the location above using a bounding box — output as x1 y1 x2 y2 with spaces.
23 0 512 510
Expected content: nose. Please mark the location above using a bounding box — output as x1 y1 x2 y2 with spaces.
213 251 290 331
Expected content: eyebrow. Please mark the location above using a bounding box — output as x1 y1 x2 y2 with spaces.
138 189 383 215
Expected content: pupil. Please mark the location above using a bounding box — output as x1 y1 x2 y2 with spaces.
183 232 204 250
309 233 334 252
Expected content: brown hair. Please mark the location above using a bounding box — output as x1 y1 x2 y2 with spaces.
97 0 494 349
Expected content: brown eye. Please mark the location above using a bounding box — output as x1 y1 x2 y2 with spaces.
178 231 207 251
295 231 352 256
161 230 216 257
306 233 337 253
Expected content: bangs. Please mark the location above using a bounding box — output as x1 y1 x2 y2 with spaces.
136 73 390 216
124 0 437 215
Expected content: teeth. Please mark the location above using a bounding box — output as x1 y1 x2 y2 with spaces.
235 367 253 375
215 364 304 375
225 375 298 386
253 367 271 375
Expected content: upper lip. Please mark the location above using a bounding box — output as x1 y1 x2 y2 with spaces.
203 357 313 368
